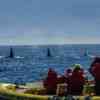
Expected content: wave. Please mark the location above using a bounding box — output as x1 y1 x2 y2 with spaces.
69 54 95 60
15 56 24 59
0 56 5 59
0 56 24 59
88 55 95 58
69 53 81 59
73 56 81 59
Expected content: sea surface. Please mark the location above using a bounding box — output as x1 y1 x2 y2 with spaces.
0 44 100 84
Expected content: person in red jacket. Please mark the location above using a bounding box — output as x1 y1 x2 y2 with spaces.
89 57 100 74
89 57 100 95
43 68 57 94
68 64 85 95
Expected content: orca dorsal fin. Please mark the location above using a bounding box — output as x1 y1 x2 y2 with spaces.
47 48 51 57
9 47 14 58
85 50 88 56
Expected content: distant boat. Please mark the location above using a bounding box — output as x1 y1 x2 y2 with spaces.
47 48 52 57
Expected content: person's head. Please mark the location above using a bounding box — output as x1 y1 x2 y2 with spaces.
48 68 53 72
48 68 57 77
93 63 100 68
48 68 54 75
64 68 72 76
73 64 82 71
91 57 100 67
94 57 100 63
66 68 72 73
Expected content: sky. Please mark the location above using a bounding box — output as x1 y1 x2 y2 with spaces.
0 0 100 45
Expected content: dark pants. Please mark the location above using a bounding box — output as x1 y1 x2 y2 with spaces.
46 88 56 95
95 80 100 95
68 85 83 95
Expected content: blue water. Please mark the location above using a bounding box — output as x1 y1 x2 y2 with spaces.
0 44 100 84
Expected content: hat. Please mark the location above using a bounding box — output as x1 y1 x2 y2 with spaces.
72 64 82 70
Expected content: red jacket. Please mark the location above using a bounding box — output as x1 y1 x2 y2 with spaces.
68 70 85 94
91 63 100 80
43 69 57 90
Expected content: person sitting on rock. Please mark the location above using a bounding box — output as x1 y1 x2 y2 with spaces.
89 57 100 95
68 64 85 95
43 68 57 94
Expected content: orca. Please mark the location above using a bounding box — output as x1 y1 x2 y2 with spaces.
8 47 14 58
84 50 89 57
0 47 24 60
8 47 24 59
47 48 52 57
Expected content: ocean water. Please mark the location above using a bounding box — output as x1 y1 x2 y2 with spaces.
0 44 100 84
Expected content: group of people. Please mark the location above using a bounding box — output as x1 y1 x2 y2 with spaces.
43 57 100 96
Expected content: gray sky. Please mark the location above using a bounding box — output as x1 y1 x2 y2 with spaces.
0 0 100 45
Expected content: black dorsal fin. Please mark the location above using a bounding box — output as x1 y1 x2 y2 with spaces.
47 48 51 57
9 47 14 58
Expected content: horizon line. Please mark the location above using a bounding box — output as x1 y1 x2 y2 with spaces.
0 43 100 46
